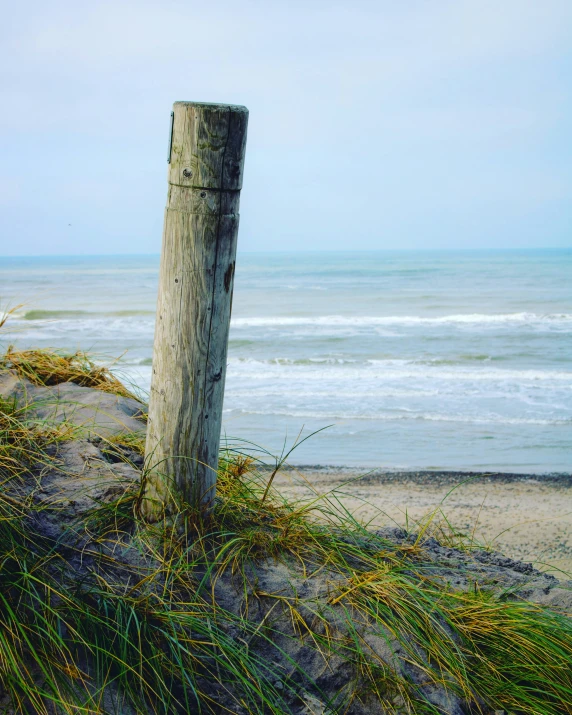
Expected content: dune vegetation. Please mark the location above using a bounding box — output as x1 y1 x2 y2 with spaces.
0 346 571 714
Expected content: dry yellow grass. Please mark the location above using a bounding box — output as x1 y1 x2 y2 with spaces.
1 346 139 401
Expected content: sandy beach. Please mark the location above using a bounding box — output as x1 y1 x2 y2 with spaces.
273 468 572 575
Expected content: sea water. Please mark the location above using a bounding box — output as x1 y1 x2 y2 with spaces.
1 250 571 472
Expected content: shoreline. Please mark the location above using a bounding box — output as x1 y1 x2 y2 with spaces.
272 467 572 574
266 465 572 485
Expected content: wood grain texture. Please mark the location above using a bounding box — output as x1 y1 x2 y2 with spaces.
142 102 248 519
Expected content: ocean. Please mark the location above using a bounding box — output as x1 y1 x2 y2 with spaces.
1 250 571 473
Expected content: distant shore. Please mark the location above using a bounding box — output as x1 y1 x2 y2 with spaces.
272 467 572 575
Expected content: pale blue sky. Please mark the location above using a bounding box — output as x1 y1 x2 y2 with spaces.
1 0 571 255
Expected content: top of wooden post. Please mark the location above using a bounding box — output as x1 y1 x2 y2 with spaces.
168 102 249 191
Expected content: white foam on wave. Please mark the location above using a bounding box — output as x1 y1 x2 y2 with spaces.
227 388 441 399
3 316 155 339
9 310 571 328
231 312 572 328
224 407 572 426
226 357 572 382
6 311 571 344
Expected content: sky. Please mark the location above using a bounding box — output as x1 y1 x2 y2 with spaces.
0 0 571 255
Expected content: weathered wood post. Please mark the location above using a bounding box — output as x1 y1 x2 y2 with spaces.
142 101 248 520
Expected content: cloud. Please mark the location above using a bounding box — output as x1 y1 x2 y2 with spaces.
0 0 571 253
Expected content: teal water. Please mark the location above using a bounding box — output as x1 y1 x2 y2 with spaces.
1 250 571 472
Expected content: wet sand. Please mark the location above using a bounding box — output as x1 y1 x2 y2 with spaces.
272 468 572 575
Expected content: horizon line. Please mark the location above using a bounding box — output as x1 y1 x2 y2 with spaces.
1 247 571 259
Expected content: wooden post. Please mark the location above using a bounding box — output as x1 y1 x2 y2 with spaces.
142 101 248 520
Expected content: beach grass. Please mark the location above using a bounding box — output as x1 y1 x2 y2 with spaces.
0 348 571 714
0 346 140 401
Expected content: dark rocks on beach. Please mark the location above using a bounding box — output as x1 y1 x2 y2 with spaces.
281 464 572 487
